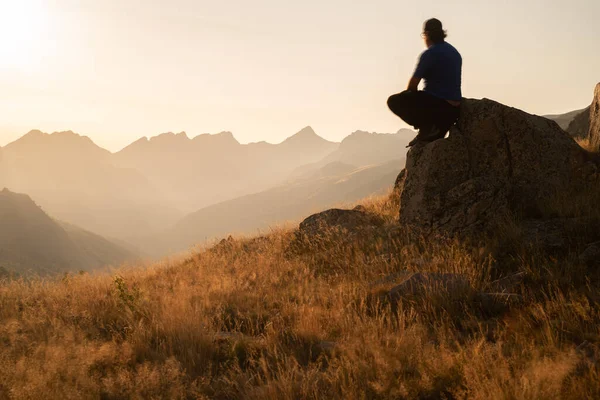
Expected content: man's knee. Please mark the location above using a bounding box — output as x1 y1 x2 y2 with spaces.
387 91 413 114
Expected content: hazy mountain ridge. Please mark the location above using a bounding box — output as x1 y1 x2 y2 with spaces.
140 128 414 255
289 129 413 181
566 107 591 139
1 130 179 240
1 126 414 255
151 159 403 255
0 126 342 240
0 188 135 275
4 130 111 161
544 108 588 130
112 126 339 211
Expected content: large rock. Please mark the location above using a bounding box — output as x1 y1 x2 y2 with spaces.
298 207 384 237
589 83 600 152
398 98 592 234
579 241 600 267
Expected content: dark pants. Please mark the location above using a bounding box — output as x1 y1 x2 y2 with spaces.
387 90 460 134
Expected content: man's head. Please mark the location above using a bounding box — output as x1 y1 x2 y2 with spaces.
422 18 447 47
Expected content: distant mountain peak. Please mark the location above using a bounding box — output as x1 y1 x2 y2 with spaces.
25 129 45 137
150 131 190 142
282 126 335 146
24 129 86 139
297 126 317 136
192 131 240 145
6 129 107 156
53 130 77 136
349 130 371 137
343 130 382 142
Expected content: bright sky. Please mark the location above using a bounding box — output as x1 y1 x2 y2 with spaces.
0 0 599 151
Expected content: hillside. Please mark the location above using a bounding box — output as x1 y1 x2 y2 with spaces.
1 175 599 397
2 97 600 398
150 159 403 255
0 147 5 188
0 188 135 276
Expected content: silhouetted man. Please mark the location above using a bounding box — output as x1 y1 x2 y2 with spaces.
388 18 462 147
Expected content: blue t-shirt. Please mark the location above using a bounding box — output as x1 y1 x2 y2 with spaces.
413 41 462 101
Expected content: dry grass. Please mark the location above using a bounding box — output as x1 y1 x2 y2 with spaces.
1 186 600 399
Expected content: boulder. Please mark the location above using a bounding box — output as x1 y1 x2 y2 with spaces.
579 241 600 267
398 98 591 234
297 207 384 237
589 83 600 152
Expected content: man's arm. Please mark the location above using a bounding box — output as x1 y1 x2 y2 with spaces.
408 50 430 91
407 76 421 91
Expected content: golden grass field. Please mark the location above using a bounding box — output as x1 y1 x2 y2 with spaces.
2 148 600 399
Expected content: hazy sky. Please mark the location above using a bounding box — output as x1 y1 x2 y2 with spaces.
0 0 599 151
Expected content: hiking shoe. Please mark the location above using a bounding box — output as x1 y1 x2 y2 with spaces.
418 125 443 141
405 125 443 148
406 135 420 148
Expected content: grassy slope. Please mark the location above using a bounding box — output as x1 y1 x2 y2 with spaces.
1 153 600 398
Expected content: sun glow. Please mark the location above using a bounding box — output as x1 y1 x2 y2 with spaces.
0 1 49 70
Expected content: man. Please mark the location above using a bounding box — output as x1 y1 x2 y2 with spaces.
388 18 462 147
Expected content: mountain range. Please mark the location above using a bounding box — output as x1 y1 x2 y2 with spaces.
121 128 413 255
112 126 339 211
1 97 596 274
0 126 413 263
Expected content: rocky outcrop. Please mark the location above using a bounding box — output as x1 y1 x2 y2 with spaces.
289 207 390 257
297 207 384 237
589 83 600 152
398 98 592 234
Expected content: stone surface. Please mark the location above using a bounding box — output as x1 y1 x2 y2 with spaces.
394 168 406 193
398 98 591 234
298 207 384 237
520 217 600 253
579 241 600 267
521 219 570 251
589 83 600 152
